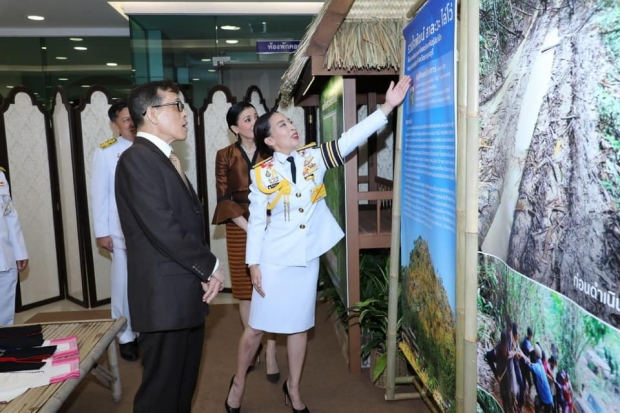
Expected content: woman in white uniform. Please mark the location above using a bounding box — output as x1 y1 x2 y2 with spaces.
224 75 411 413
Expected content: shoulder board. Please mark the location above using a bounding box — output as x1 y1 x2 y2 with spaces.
99 137 118 149
0 167 5 172
296 143 317 152
252 157 273 169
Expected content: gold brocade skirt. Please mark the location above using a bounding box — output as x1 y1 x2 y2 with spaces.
226 222 252 300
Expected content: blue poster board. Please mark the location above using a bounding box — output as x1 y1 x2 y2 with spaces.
399 0 457 410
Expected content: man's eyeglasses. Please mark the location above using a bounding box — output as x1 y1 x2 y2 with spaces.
143 100 185 115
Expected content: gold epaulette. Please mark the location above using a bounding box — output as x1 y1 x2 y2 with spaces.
99 137 118 149
0 166 5 172
252 156 273 169
296 143 317 152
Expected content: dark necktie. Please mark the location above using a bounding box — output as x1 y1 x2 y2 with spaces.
287 156 296 184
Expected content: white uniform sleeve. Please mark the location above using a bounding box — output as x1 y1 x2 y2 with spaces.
336 109 388 158
246 168 269 265
90 148 110 238
3 174 27 260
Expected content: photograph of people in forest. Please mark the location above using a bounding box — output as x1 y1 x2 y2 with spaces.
477 253 620 413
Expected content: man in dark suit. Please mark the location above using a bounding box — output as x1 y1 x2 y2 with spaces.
115 79 225 413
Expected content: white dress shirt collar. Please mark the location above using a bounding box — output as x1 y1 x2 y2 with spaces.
273 150 297 165
118 135 133 145
137 132 172 157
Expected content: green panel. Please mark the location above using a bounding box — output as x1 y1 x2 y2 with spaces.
319 76 347 305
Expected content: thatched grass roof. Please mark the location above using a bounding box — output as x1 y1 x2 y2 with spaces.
279 0 413 106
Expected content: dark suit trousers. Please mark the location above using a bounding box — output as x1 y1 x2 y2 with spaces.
133 324 205 413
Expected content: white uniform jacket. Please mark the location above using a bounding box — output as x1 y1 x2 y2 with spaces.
0 171 28 271
246 109 388 267
91 136 132 249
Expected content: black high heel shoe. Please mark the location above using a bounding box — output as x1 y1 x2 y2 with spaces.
246 343 263 373
225 376 241 413
266 371 280 383
265 345 280 383
282 380 309 413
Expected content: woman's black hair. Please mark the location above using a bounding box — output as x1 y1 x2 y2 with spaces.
226 101 255 137
253 111 278 157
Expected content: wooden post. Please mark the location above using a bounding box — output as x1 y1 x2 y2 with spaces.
344 77 362 374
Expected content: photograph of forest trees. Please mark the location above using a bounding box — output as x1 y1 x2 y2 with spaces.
402 237 456 411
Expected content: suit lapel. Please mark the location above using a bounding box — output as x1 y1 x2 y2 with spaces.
136 137 199 203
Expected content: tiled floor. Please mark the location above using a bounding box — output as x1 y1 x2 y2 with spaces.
13 292 238 324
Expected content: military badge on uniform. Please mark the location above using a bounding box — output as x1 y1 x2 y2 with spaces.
300 148 318 182
254 157 292 217
302 158 318 178
258 159 280 189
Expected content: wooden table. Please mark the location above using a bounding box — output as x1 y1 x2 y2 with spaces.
0 317 126 413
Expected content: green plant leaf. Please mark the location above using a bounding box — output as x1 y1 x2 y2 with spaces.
372 352 388 383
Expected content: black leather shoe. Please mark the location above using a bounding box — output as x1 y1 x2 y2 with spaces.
119 340 139 361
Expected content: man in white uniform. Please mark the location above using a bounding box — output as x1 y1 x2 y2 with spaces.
0 167 28 326
90 101 138 361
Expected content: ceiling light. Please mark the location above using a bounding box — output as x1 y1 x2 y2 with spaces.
69 38 83 41
27 15 45 21
41 46 47 50
106 62 118 66
81 85 90 88
201 58 211 62
208 69 216 72
220 25 240 31
74 46 87 51
225 40 239 44
6 86 13 89
56 56 67 60
192 78 199 81
59 78 68 81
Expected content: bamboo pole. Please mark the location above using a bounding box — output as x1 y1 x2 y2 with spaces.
456 0 469 411
406 0 429 20
464 0 480 411
385 36 407 400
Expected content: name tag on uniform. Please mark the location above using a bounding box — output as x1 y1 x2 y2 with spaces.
310 184 326 203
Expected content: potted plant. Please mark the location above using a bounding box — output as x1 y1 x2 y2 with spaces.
318 266 350 363
348 251 409 387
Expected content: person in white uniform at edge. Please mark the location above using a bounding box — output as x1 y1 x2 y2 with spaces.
90 101 139 361
0 168 28 326
225 75 411 413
